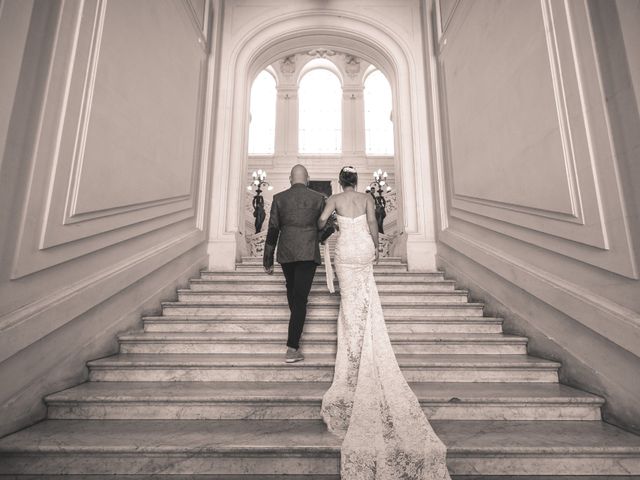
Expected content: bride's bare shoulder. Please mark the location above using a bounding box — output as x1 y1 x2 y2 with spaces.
359 192 374 202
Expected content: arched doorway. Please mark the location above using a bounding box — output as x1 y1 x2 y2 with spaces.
243 52 401 257
206 10 438 272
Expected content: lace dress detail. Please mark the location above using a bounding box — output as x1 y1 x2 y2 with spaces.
321 214 451 480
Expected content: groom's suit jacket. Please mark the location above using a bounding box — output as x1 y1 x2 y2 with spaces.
263 183 334 268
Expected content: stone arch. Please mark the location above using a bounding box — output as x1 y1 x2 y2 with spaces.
297 57 344 87
208 10 437 271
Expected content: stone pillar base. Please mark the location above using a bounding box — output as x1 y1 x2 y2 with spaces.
406 234 437 271
207 236 237 271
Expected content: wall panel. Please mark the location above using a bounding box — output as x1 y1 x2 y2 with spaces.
7 0 209 278
436 0 638 278
432 0 640 431
0 0 218 436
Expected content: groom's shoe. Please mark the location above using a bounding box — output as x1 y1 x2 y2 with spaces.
285 347 304 363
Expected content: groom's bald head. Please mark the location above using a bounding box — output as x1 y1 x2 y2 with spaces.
290 164 309 185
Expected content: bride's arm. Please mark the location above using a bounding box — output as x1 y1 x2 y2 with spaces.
318 195 336 229
365 194 379 260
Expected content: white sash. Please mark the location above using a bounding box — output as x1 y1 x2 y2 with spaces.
324 242 335 293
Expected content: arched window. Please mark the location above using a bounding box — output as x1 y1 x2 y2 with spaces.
364 70 394 155
248 70 276 155
299 68 342 154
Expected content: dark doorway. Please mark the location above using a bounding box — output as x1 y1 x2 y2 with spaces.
308 180 332 198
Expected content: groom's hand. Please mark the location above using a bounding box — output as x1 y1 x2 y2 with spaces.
264 265 274 275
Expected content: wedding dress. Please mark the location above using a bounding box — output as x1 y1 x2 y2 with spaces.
321 213 451 480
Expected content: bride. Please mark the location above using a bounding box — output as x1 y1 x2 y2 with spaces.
317 166 451 480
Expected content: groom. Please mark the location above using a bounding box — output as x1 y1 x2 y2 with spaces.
263 165 334 363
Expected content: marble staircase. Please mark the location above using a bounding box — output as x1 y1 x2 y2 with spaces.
1 257 640 477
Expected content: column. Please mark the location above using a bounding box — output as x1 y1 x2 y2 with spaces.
274 84 298 158
342 84 366 156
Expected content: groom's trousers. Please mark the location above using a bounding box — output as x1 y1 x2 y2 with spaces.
281 260 317 349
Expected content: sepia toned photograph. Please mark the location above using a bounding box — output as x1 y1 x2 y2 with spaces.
0 0 639 478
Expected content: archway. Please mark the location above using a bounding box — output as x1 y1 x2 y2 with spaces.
206 11 437 271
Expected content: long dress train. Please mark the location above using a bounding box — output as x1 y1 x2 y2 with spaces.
321 213 451 480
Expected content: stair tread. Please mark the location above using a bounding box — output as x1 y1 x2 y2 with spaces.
118 331 526 343
1 419 638 454
177 289 468 295
203 270 444 275
87 353 560 368
242 256 404 262
45 381 603 404
143 315 502 322
191 277 454 283
161 301 484 307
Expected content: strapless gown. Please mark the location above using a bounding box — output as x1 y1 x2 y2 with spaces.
320 213 451 480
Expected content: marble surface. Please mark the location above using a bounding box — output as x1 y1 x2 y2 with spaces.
161 302 486 317
87 353 559 383
1 419 639 475
177 290 470 304
87 353 561 368
0 476 341 480
117 331 528 355
142 315 505 334
200 270 446 281
45 381 603 421
119 331 525 342
199 272 448 283
45 381 603 403
2 261 640 476
189 280 457 292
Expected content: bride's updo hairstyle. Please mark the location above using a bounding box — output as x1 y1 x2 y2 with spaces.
339 166 358 188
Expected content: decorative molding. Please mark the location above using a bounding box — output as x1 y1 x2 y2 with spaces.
60 0 196 227
208 7 437 271
344 54 361 78
1 228 205 364
9 0 209 278
66 0 107 222
245 230 397 259
378 233 395 258
246 231 267 257
448 0 583 225
436 0 462 40
439 228 640 359
307 48 335 58
435 0 637 278
182 0 210 51
279 55 296 76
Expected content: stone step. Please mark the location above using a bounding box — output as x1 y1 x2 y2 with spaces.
222 264 426 274
87 353 560 383
161 302 485 317
117 332 528 355
200 271 447 282
241 256 404 264
45 381 604 421
201 263 436 278
175 290 470 304
142 315 505 334
189 278 457 292
1 419 639 475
